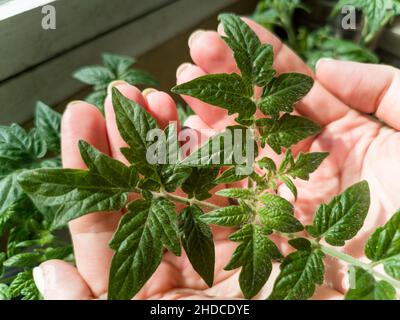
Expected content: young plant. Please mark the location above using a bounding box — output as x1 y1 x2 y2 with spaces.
17 14 400 300
332 0 400 44
73 53 158 113
0 102 72 300
253 0 381 68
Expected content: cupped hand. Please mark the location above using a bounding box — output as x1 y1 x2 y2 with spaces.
34 17 400 300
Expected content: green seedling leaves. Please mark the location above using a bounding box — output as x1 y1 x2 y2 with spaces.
225 224 282 299
259 194 303 232
182 166 220 201
218 13 275 89
201 204 253 227
35 102 61 154
259 73 314 119
179 205 215 287
345 266 396 300
257 114 321 154
172 74 256 123
306 181 370 246
269 247 324 300
108 198 180 300
19 142 137 229
74 53 158 112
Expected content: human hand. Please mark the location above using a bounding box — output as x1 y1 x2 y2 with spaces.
176 18 400 293
33 17 400 300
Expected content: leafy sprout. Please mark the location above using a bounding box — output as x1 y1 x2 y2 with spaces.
17 13 400 301
73 53 158 113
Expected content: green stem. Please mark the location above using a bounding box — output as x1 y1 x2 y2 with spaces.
281 16 297 49
154 191 221 210
277 232 400 290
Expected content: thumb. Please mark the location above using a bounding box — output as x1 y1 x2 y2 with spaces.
316 59 400 130
33 260 95 300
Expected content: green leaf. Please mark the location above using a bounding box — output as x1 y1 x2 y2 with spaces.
112 87 158 174
259 194 303 233
365 210 400 262
288 238 312 251
201 205 252 227
35 101 61 154
259 73 314 119
306 181 370 246
0 124 47 172
73 66 114 85
121 69 159 87
384 257 400 280
0 284 9 300
85 90 107 113
102 53 135 75
269 248 325 300
286 152 329 180
3 252 42 268
225 224 282 299
108 198 180 300
179 205 215 287
8 270 41 300
181 126 257 167
182 166 220 200
216 188 255 200
19 143 137 229
257 114 321 154
345 266 396 300
172 74 256 122
0 172 24 217
257 157 276 173
156 123 191 192
218 13 275 88
280 175 298 200
215 166 249 184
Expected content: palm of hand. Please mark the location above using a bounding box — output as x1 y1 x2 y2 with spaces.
51 18 400 300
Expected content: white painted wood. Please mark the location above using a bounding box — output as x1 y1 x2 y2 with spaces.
0 0 56 21
0 0 174 81
0 0 239 125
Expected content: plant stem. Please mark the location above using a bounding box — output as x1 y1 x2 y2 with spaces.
276 231 400 290
153 191 221 210
281 16 297 49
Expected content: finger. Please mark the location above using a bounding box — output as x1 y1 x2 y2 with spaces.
316 59 400 130
143 89 179 129
311 285 344 300
176 63 228 126
104 81 149 163
212 17 350 125
217 17 312 76
33 260 94 300
62 101 121 297
189 30 239 74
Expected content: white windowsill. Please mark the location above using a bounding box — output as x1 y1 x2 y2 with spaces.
0 0 56 21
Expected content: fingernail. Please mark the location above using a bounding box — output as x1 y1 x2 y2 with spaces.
33 266 45 296
176 63 192 78
188 29 205 47
217 22 224 34
315 58 334 70
107 80 128 96
142 88 158 98
66 100 83 110
96 293 108 300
